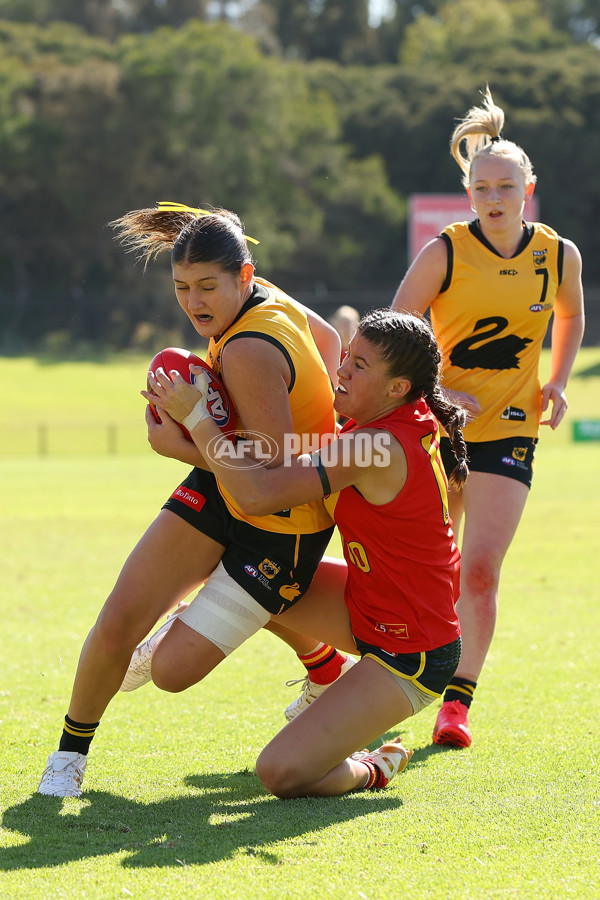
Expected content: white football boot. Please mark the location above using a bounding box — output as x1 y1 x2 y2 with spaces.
120 606 186 692
37 751 87 798
284 654 357 721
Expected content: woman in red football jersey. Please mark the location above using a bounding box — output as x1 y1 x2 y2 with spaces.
392 86 584 749
143 308 469 797
38 202 354 799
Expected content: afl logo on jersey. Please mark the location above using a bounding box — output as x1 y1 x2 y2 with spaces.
529 304 544 312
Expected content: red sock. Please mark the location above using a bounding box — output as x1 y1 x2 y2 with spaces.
360 759 387 790
361 759 378 789
298 643 347 685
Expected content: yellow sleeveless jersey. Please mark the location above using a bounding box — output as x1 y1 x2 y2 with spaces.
431 221 563 441
207 278 336 534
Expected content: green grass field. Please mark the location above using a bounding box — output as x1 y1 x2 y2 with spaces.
1 351 599 899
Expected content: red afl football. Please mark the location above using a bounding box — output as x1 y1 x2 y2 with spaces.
147 347 236 441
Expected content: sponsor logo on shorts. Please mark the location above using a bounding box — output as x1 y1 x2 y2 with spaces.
259 559 280 579
501 456 516 467
375 623 409 639
244 565 259 578
500 406 526 421
171 487 206 510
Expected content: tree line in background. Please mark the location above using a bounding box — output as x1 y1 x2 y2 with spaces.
0 0 598 353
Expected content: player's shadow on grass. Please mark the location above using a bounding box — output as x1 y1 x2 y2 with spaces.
0 770 403 871
377 728 459 762
410 742 462 762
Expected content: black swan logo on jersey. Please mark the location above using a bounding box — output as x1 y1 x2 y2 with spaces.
533 249 548 266
450 316 532 371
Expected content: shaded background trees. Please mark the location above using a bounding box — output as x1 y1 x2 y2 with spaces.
0 0 598 352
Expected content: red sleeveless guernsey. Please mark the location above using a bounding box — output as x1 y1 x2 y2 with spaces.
331 399 461 653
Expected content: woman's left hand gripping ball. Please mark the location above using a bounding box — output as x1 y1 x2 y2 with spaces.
142 366 206 425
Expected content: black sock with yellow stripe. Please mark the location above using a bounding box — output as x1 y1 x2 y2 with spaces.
443 677 477 708
58 715 100 755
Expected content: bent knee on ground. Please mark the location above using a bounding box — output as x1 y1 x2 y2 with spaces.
255 749 313 799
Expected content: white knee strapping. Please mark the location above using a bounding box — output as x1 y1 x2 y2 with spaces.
178 561 270 656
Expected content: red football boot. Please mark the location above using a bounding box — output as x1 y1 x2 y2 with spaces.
432 700 472 748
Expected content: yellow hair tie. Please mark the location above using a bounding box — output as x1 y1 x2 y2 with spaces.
157 201 260 245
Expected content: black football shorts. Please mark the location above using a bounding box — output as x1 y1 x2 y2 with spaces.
163 467 333 615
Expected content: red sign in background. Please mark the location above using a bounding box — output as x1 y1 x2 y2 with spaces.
408 193 540 261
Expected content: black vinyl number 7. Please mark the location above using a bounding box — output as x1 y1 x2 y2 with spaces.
536 267 548 304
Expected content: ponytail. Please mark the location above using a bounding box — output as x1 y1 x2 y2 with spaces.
110 203 255 273
426 387 469 490
450 85 536 191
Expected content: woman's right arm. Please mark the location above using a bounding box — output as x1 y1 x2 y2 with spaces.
391 236 481 421
391 236 448 315
142 368 403 515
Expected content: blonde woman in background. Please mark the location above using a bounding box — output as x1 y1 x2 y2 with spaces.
392 87 584 748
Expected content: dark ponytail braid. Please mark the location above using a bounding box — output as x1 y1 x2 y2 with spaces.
426 386 469 490
357 309 469 490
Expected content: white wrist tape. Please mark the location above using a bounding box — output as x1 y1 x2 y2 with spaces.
181 398 211 433
181 370 211 433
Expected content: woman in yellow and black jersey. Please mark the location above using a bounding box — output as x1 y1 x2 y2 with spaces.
433 219 562 443
392 86 584 750
206 276 334 535
37 203 352 799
